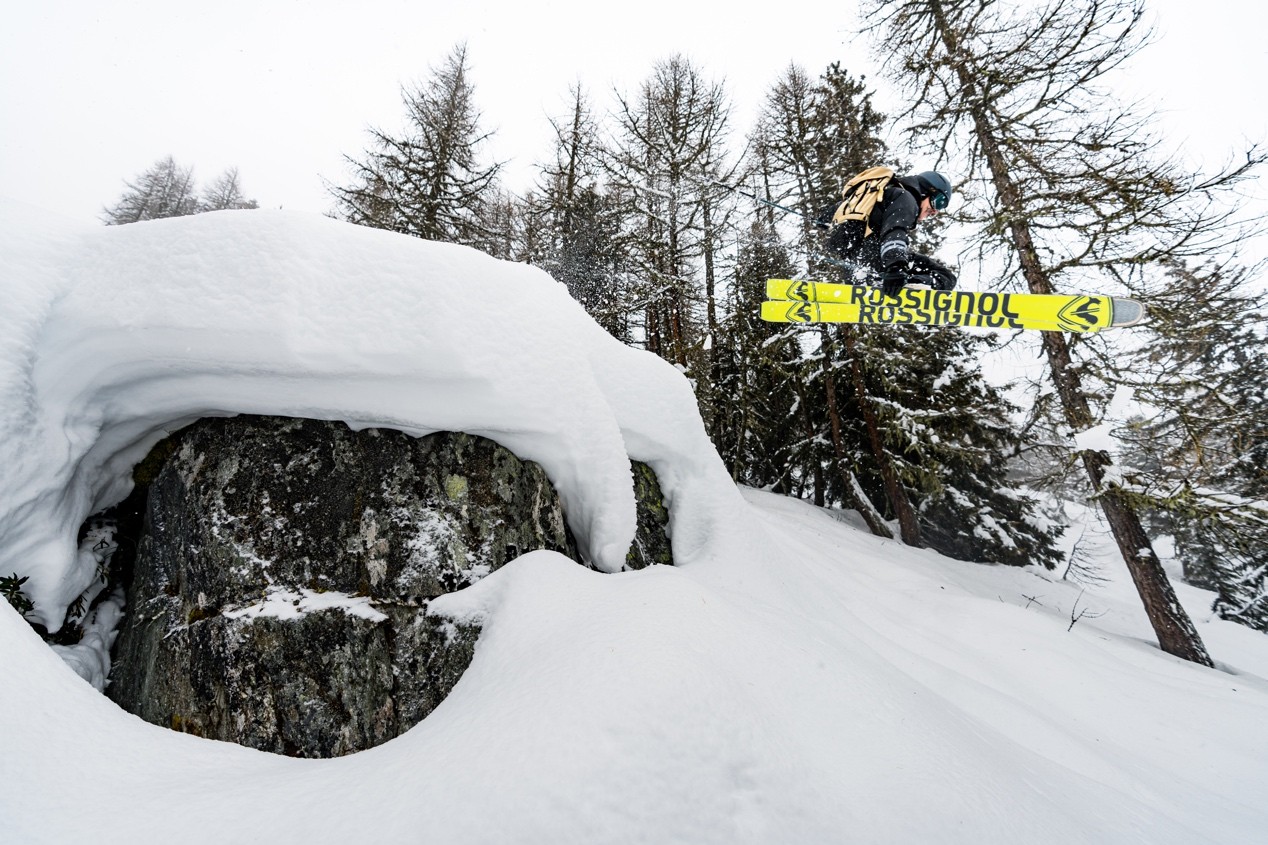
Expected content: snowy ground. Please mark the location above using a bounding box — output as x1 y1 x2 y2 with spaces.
2 204 1266 844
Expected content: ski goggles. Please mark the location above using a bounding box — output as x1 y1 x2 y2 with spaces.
930 190 950 211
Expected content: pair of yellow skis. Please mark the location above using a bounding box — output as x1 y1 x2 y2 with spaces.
761 279 1146 333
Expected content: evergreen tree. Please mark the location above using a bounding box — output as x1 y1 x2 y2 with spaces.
712 219 802 488
605 55 739 373
753 62 889 273
330 43 503 248
875 325 1063 566
103 155 200 224
744 60 1062 560
200 167 259 211
525 86 633 341
1115 260 1268 631
749 63 906 536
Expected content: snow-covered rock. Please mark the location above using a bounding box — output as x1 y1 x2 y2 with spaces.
108 417 574 757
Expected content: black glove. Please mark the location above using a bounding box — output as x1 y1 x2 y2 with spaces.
910 254 957 291
880 269 907 298
929 264 957 291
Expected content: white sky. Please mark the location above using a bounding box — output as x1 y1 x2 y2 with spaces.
2 0 1265 234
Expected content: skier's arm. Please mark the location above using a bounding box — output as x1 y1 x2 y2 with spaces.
875 191 920 296
875 192 919 266
874 193 958 292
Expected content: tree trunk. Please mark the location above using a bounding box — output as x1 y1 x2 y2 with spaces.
928 0 1212 665
995 160 1211 667
1084 454 1213 665
793 370 826 506
645 303 662 358
823 328 896 539
839 326 923 546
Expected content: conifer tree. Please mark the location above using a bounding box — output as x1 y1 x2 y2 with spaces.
873 325 1063 566
1114 260 1268 631
749 63 910 538
103 155 200 224
748 60 1062 560
482 191 520 260
525 86 632 341
752 63 888 276
712 219 802 487
104 158 257 224
200 168 259 211
605 55 739 373
862 0 1261 664
331 43 503 248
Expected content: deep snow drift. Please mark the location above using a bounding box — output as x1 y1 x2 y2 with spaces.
1 203 1266 844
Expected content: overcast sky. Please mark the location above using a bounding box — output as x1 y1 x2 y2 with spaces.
3 0 1265 240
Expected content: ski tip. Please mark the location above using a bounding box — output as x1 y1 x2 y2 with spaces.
1111 298 1147 327
761 299 820 323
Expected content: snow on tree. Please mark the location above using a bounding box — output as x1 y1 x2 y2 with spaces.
1113 260 1268 632
520 85 633 342
604 55 740 372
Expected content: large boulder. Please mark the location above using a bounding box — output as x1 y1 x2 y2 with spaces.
107 416 671 757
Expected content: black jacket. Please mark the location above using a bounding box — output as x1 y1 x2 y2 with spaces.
824 176 924 273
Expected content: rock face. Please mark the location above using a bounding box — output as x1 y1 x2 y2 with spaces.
107 416 671 757
627 460 673 570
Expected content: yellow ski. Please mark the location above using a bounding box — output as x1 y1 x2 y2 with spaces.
763 279 1145 333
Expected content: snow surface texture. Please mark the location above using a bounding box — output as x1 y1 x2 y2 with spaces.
2 203 1266 843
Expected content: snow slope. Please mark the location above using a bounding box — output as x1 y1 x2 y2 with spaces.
1 204 1265 844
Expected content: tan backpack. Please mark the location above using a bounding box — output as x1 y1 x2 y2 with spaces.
830 166 895 237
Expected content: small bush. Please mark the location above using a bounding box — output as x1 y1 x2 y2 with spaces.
1 573 34 617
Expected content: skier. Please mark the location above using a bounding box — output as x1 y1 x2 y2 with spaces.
816 168 957 298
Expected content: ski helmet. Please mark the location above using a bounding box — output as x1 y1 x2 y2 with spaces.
915 171 952 210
